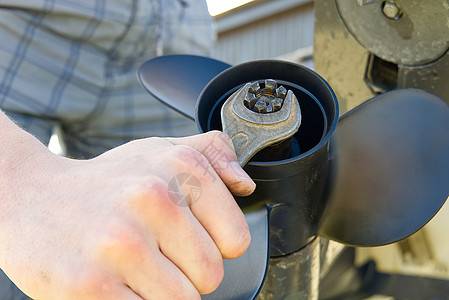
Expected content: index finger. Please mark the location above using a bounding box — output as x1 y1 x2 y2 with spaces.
166 131 256 196
165 131 254 259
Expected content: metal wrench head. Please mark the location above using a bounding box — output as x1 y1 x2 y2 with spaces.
221 80 301 166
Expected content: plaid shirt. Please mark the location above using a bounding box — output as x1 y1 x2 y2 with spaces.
0 0 214 158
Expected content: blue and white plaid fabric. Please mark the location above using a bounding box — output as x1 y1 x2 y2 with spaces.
0 0 213 298
0 0 214 158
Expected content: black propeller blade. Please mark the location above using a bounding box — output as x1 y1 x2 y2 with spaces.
202 207 270 300
138 55 231 120
320 89 449 246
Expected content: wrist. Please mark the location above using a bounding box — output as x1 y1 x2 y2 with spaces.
0 112 61 236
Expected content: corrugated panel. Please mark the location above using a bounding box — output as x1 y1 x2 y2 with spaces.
213 2 314 65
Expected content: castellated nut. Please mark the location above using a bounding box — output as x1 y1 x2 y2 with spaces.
243 79 288 114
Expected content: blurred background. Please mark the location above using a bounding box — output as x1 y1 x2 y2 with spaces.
206 0 314 67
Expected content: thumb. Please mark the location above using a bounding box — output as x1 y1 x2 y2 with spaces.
165 131 256 196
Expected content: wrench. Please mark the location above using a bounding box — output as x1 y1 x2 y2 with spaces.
221 79 301 166
204 80 301 300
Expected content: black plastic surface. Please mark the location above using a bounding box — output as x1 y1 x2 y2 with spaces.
201 207 270 300
138 55 231 120
321 89 449 246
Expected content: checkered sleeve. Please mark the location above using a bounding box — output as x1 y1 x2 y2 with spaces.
0 0 214 157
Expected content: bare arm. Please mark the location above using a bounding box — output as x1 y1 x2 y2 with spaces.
0 111 255 299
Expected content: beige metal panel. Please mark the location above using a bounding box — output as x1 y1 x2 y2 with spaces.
215 0 312 32
213 1 314 65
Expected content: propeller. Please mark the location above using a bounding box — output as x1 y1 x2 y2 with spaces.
138 55 449 299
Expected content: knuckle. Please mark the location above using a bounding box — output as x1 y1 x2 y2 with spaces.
206 130 228 141
165 145 212 178
114 229 145 256
207 130 235 152
128 177 172 209
128 177 169 206
94 220 146 262
62 268 108 298
126 177 186 222
166 145 204 167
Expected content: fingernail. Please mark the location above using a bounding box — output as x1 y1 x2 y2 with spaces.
231 161 255 185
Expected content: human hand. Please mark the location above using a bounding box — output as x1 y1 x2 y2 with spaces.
0 131 255 300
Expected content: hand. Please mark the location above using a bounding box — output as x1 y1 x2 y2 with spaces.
0 130 255 299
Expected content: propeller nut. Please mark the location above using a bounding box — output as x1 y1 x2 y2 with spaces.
243 79 287 114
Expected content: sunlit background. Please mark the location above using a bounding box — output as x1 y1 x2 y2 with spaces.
206 0 254 16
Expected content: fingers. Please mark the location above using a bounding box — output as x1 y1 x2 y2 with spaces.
166 131 256 196
120 246 202 300
189 169 251 259
157 143 251 259
94 215 202 299
155 210 224 294
119 180 224 295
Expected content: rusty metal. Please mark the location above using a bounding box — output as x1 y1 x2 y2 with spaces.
258 238 321 300
314 0 449 112
220 80 301 166
244 80 288 114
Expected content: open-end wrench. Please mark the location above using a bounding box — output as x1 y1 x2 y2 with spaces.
221 79 301 166
203 80 302 300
